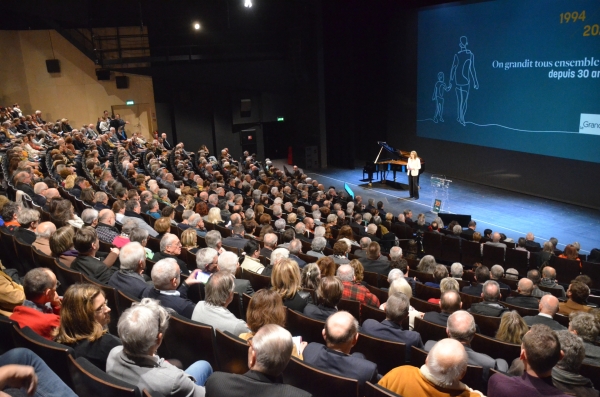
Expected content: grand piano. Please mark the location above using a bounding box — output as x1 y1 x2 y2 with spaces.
363 141 424 189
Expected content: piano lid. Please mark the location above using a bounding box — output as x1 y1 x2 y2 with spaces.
374 141 401 162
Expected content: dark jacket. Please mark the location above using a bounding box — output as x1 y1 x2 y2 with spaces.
469 301 508 317
361 319 423 362
303 304 337 322
141 283 196 319
152 252 190 275
205 371 311 397
14 227 36 245
506 295 540 309
108 270 151 299
71 255 118 284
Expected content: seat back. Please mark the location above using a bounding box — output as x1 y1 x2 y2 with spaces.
461 241 482 266
364 382 403 397
482 244 505 267
0 228 23 276
359 304 387 325
283 357 358 397
33 252 68 295
469 312 501 337
365 285 388 306
550 256 581 282
55 260 85 288
214 330 250 374
157 313 218 370
504 249 529 276
285 308 325 343
422 232 442 258
116 289 140 314
538 284 565 298
146 236 161 253
503 301 539 317
226 292 243 320
362 271 380 288
414 283 441 300
413 317 447 343
12 325 75 388
13 238 36 274
241 269 271 291
458 292 483 310
337 299 361 320
409 297 440 313
471 333 521 364
0 316 16 354
409 270 434 283
582 261 600 282
441 236 461 263
354 332 405 374
579 363 600 391
68 355 141 397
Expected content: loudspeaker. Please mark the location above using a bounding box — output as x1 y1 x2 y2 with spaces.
115 76 129 89
240 129 255 145
96 69 110 81
240 99 251 118
437 213 472 227
45 59 60 73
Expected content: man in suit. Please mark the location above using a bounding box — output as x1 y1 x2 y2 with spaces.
108 242 152 299
71 226 120 284
524 232 542 249
527 268 549 298
205 324 311 397
446 224 463 247
362 293 423 361
506 278 539 309
161 132 172 150
522 294 566 331
391 213 413 240
288 239 307 268
221 224 248 250
152 233 191 275
70 176 86 198
424 290 462 327
462 220 477 239
358 242 391 276
468 280 508 317
303 311 378 388
353 237 371 259
490 264 512 295
142 258 201 319
424 310 508 381
481 232 507 255
260 233 278 259
14 171 35 197
218 251 254 297
539 266 566 298
461 265 490 296
32 182 48 206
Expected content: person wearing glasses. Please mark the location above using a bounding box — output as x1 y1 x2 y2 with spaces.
152 233 191 275
55 284 121 371
10 268 61 340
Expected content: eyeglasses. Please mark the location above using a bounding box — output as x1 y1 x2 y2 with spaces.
94 300 109 313
52 280 61 290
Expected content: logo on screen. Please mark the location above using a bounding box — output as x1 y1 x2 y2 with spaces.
579 114 600 135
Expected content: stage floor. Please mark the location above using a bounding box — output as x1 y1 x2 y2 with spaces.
274 161 600 255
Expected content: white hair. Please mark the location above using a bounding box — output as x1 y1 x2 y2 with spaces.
151 258 180 289
450 262 464 278
218 251 239 274
119 242 146 271
389 246 403 261
388 268 404 282
270 248 289 265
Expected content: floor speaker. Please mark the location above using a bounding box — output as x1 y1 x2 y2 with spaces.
45 59 60 73
116 76 129 89
96 69 110 81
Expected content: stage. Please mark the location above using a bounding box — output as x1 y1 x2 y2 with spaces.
273 161 600 255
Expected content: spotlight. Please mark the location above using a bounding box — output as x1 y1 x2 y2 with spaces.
244 0 252 8
193 22 201 30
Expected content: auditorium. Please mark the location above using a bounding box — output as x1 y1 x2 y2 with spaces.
0 1 598 396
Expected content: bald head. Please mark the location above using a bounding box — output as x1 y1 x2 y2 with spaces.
323 311 358 353
492 232 502 243
44 188 59 199
98 209 115 225
517 278 533 296
426 338 468 387
539 294 560 316
35 222 56 239
446 310 476 343
542 266 556 279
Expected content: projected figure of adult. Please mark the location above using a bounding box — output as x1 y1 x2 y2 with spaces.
432 72 451 123
450 36 479 126
407 150 421 200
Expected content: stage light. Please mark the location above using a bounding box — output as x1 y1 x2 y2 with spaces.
244 0 252 8
193 22 201 30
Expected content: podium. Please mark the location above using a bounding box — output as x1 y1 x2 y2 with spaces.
430 174 452 214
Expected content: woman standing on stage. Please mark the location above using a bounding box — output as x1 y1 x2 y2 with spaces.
407 150 421 199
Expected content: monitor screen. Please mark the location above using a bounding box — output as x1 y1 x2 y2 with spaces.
344 183 355 200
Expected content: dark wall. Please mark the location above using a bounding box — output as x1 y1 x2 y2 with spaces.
384 8 600 209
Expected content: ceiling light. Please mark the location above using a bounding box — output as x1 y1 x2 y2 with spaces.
193 22 201 30
244 0 252 8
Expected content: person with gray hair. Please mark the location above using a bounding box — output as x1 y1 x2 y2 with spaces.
490 264 512 295
262 248 290 277
205 230 224 254
552 330 598 396
468 280 508 317
192 270 251 336
362 293 423 361
307 237 327 258
425 310 508 381
14 208 40 245
416 255 437 273
354 236 372 259
313 226 326 238
388 268 404 284
336 264 380 308
152 233 190 275
218 251 254 297
108 242 152 298
195 247 219 283
287 239 306 268
379 338 472 395
177 210 195 230
141 258 201 319
569 312 600 366
32 221 56 256
259 233 278 258
302 311 378 388
81 208 99 227
450 262 464 279
33 181 49 206
107 298 213 396
274 218 286 232
121 199 159 238
205 324 311 397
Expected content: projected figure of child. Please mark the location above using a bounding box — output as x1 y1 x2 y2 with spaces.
450 36 479 126
432 72 451 123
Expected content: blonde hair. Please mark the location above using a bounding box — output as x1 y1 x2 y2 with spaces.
180 228 198 249
496 311 528 344
271 258 301 300
207 207 223 224
439 277 459 293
